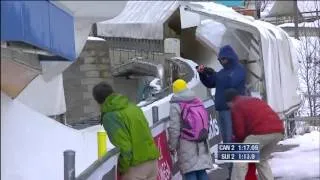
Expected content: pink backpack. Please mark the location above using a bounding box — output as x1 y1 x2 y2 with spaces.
179 98 209 142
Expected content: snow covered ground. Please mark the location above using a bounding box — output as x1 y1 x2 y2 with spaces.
269 131 320 180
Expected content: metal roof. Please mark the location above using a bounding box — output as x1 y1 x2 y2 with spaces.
96 1 180 40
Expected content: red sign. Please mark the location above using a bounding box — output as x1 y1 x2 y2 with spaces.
154 131 173 180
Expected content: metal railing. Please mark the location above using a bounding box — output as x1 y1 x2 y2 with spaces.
284 116 320 138
63 96 219 180
64 150 76 180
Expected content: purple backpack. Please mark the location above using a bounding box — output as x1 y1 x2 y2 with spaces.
179 98 209 142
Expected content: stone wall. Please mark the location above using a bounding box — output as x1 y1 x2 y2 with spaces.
63 40 162 123
108 48 165 102
63 40 111 123
64 37 178 123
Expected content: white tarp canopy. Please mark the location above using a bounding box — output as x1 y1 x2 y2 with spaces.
183 2 301 117
96 1 180 40
95 1 301 117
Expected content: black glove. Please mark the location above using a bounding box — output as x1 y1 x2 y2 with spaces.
203 67 216 75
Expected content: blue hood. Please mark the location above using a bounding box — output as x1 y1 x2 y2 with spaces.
199 45 246 111
218 45 239 68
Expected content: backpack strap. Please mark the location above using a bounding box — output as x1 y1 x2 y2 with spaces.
196 143 199 156
179 102 187 117
204 140 209 154
195 140 209 156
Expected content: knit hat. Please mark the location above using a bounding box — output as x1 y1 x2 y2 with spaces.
172 79 188 94
92 82 114 104
224 88 239 102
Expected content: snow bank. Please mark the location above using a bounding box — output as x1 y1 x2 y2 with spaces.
1 92 113 180
269 131 320 179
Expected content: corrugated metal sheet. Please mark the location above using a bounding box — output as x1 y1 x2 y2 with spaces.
97 1 180 40
1 1 76 61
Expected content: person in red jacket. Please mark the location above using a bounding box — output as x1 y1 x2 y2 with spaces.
224 88 284 180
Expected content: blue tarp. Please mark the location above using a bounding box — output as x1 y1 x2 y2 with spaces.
1 1 76 61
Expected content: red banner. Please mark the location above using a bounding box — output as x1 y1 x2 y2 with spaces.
154 131 173 180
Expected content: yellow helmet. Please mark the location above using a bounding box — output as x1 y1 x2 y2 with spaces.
172 79 188 94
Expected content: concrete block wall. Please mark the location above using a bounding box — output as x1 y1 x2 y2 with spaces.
109 48 165 102
63 40 112 123
109 49 165 66
63 40 161 123
63 39 170 123
108 40 166 104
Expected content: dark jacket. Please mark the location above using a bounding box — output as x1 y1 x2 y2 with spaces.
100 94 159 173
199 45 246 111
231 96 284 142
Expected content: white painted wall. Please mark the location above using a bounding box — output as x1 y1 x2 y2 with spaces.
16 74 66 116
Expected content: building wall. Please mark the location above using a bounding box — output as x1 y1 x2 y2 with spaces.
106 38 166 103
109 48 165 103
63 40 163 123
63 24 192 123
63 40 111 123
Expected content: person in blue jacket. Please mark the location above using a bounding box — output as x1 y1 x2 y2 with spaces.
197 45 246 143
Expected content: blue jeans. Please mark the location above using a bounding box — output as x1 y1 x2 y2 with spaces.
218 110 233 143
218 110 233 179
184 170 209 180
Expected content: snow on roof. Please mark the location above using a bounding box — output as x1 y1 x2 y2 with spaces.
96 1 253 40
188 1 252 22
189 1 239 15
96 1 179 40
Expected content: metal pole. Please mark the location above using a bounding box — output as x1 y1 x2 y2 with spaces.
64 150 75 180
293 0 299 39
255 0 261 19
152 106 159 124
